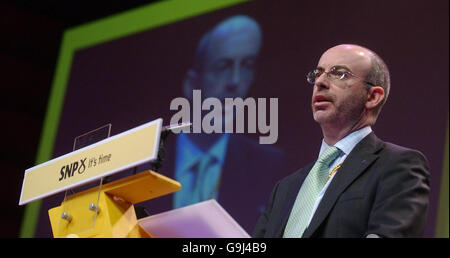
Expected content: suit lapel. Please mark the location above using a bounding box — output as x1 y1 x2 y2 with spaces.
302 133 383 237
273 163 314 237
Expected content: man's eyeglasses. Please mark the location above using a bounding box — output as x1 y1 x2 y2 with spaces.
306 66 375 86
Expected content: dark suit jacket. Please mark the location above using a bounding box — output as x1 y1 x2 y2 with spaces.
138 133 285 234
252 133 430 238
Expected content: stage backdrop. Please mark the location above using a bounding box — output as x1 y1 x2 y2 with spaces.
20 0 448 237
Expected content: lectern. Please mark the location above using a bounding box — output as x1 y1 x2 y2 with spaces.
19 119 186 238
48 170 180 237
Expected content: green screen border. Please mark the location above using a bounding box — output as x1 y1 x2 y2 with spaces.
435 121 449 238
19 0 248 238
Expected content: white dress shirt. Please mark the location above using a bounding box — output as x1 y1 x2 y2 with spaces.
307 126 373 225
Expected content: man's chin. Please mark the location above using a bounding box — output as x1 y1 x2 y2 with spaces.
313 110 332 124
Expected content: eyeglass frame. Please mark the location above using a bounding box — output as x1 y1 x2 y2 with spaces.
306 65 376 87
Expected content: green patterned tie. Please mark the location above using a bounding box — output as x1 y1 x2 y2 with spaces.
283 146 341 238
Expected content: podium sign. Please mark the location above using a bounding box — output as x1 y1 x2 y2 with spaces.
19 118 163 206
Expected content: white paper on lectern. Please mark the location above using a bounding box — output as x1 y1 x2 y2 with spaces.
138 199 250 238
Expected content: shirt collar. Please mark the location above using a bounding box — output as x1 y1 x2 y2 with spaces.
208 133 230 164
319 126 372 157
176 133 230 172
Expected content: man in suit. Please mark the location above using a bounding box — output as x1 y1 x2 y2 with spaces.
139 15 284 234
252 44 430 238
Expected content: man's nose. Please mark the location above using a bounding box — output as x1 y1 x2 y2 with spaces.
314 72 330 90
231 63 241 85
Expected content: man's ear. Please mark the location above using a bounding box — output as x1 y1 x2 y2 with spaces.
365 86 385 110
183 69 200 100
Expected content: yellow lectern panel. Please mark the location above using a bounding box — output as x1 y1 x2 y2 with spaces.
21 118 184 238
19 119 162 205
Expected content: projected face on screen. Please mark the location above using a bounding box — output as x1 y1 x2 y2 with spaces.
184 15 262 100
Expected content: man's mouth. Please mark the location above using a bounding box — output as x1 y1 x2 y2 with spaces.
314 94 332 103
313 95 333 110
314 95 331 102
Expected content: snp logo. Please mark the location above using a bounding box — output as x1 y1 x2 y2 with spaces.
59 158 87 181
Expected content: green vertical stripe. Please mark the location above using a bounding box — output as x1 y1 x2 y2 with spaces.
19 0 248 238
19 200 41 237
435 120 449 238
19 34 74 238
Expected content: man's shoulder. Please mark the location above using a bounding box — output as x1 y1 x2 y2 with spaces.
352 132 427 162
376 138 428 164
356 135 430 182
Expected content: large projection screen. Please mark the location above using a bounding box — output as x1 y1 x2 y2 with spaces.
21 0 448 237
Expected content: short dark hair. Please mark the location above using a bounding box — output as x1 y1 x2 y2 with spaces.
365 52 390 115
